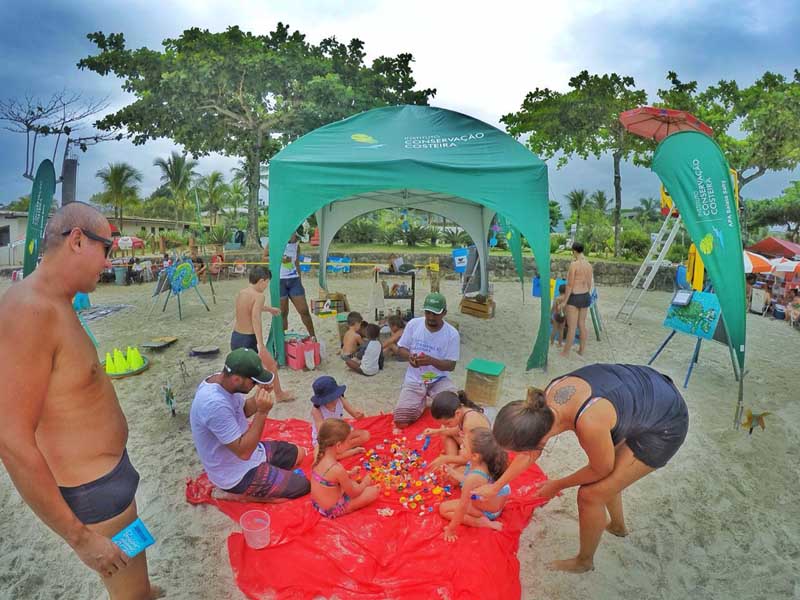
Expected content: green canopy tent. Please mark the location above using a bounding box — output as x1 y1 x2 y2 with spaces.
266 105 551 369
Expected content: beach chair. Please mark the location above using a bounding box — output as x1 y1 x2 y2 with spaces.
749 288 768 316
229 260 246 279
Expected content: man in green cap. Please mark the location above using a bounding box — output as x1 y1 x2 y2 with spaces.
393 292 460 427
190 349 310 501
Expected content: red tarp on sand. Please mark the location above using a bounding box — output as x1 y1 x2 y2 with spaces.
186 412 550 600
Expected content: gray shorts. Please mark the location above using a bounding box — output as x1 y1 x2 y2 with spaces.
393 378 457 426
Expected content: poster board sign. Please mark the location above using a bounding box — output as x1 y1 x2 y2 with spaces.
452 247 468 273
663 290 722 341
170 261 199 294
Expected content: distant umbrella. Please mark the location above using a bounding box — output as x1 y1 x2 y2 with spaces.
620 107 713 142
743 250 773 274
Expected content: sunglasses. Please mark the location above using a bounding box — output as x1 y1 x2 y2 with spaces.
62 228 113 258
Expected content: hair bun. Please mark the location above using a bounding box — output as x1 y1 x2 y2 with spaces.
524 387 546 411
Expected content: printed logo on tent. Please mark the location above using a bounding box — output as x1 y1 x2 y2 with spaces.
404 132 487 150
351 133 383 148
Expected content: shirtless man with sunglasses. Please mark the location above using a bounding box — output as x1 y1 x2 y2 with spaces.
0 202 161 599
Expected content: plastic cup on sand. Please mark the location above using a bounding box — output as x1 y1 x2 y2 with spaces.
240 510 270 549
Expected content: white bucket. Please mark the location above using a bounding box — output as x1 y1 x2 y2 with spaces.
304 349 316 370
240 509 270 549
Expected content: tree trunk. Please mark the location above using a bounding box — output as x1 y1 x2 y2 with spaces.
613 151 623 257
246 145 261 249
118 201 124 234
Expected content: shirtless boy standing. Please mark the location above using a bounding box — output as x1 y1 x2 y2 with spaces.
0 203 161 599
561 241 594 358
232 266 295 402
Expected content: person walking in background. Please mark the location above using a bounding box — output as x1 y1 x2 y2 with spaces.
263 228 316 338
561 242 593 357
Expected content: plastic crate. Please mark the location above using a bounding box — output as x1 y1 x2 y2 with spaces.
464 358 506 406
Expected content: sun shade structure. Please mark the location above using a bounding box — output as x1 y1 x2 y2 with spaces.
620 106 713 142
743 250 773 274
747 236 800 260
265 105 551 369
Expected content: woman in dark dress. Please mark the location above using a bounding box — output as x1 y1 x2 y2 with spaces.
476 363 689 573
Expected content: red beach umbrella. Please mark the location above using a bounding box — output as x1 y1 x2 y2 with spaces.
619 106 713 142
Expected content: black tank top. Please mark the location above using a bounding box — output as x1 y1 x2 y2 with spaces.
553 364 685 444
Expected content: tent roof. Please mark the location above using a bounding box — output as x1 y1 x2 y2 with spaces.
273 105 545 171
747 236 800 259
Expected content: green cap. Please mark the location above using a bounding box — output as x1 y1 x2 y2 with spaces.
224 348 274 385
423 292 447 314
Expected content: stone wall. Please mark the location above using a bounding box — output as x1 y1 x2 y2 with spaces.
223 249 677 291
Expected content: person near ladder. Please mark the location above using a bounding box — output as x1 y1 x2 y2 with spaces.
561 242 593 358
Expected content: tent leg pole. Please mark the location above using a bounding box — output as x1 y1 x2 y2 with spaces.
734 376 744 430
683 338 702 388
648 331 675 365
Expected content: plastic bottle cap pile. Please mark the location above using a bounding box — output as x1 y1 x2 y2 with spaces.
358 435 454 516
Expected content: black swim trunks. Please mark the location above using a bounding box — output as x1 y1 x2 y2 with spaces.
59 449 140 524
567 292 592 309
231 330 258 352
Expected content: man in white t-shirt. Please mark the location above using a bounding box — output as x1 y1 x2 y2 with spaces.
263 229 315 338
393 293 460 427
190 348 310 501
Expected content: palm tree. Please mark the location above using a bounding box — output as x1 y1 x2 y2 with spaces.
153 151 198 225
198 171 228 226
635 197 660 224
231 159 269 191
95 163 143 232
225 179 247 223
566 189 589 235
591 190 612 214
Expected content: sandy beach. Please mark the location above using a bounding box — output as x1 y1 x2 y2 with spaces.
1 271 798 600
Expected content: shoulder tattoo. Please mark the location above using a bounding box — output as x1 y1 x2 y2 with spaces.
553 385 576 405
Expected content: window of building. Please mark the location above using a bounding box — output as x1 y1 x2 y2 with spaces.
0 225 10 247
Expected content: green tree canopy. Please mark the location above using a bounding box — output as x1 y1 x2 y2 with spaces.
747 180 800 242
2 195 30 211
78 24 435 247
654 70 800 193
548 200 563 232
503 71 648 256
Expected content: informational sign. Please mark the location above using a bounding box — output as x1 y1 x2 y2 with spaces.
663 290 722 341
23 160 56 277
452 247 468 273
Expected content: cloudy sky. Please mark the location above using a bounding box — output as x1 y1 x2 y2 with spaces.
1 0 798 212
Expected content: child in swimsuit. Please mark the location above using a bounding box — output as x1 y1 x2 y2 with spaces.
550 284 567 346
310 418 380 519
309 375 369 454
439 427 511 541
423 390 491 471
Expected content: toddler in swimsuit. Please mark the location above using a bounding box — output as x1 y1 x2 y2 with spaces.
439 427 511 541
423 390 490 471
310 375 370 456
310 418 380 518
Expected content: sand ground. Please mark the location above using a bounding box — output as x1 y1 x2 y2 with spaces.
0 272 798 600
